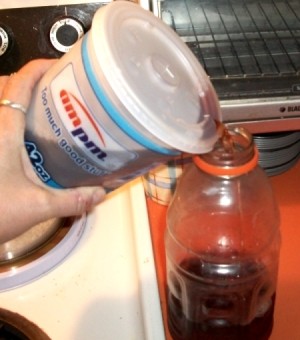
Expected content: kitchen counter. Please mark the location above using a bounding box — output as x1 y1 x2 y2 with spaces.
147 160 300 340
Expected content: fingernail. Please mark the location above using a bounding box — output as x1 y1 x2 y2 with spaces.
91 187 106 206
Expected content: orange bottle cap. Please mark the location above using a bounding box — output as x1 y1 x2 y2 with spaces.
193 146 259 176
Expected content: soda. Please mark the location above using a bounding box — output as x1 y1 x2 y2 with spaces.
167 256 275 340
165 127 280 340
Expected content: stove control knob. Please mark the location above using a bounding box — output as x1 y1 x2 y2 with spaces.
0 27 9 57
50 17 84 53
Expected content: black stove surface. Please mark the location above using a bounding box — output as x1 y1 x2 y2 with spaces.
0 3 105 75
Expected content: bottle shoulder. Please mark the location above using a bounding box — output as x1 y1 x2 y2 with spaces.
167 164 280 257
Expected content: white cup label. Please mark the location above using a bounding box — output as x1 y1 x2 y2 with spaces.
50 63 137 172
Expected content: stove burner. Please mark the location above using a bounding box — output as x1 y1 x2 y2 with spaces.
0 218 64 263
0 214 87 291
0 308 50 340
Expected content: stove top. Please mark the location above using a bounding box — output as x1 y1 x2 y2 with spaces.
0 180 164 340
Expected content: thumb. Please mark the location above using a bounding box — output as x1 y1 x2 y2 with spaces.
45 186 106 218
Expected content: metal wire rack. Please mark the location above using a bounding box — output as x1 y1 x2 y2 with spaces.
161 0 300 79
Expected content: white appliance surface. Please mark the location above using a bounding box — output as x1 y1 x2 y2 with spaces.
0 179 164 339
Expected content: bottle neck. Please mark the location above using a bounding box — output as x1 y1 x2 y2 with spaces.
193 126 258 177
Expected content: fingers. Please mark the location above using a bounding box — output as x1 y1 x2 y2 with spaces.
46 186 106 217
0 59 107 243
0 185 106 243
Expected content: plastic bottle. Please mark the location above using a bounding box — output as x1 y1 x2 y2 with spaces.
24 1 220 191
165 126 281 340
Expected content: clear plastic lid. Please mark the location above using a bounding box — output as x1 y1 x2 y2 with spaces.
90 1 221 154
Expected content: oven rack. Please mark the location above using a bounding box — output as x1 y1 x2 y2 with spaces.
161 0 300 80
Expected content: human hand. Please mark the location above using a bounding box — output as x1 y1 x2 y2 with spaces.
0 59 106 243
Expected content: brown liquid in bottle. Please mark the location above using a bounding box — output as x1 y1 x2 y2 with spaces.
167 123 277 340
167 256 275 340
